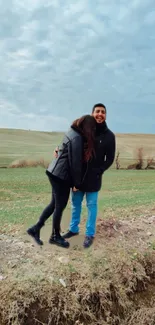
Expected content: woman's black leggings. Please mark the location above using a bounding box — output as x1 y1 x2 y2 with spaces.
37 176 70 235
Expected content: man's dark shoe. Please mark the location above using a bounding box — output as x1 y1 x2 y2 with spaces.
27 226 43 246
83 236 94 248
49 235 70 248
62 230 79 239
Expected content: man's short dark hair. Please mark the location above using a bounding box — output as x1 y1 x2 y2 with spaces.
92 103 106 113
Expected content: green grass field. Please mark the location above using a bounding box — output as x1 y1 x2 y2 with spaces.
1 127 154 233
1 167 155 231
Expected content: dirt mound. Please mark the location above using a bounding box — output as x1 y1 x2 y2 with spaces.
96 218 122 238
95 215 155 253
0 251 155 325
0 215 155 325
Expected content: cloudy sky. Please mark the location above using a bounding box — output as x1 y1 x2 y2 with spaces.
0 0 155 133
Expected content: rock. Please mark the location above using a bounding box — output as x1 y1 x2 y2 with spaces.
49 276 54 284
59 278 67 287
113 225 118 232
149 216 155 223
0 275 7 281
6 239 13 244
144 216 155 224
58 256 69 264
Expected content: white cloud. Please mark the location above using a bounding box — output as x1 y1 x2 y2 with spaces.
15 48 32 58
13 0 42 11
63 2 87 17
144 10 155 25
0 104 69 132
0 99 21 114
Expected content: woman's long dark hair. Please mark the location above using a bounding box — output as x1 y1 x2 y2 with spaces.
71 115 96 162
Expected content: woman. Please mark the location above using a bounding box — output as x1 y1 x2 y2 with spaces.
27 115 96 248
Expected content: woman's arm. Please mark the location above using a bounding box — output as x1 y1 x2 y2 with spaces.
68 136 83 189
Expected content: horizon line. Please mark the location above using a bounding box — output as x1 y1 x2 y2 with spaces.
0 127 155 136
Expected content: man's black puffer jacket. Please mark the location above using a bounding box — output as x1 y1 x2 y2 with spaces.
47 127 84 188
79 122 116 192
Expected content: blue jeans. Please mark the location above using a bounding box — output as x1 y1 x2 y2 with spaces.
69 191 98 237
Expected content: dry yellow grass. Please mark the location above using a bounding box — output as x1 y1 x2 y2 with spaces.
8 158 49 169
116 133 155 168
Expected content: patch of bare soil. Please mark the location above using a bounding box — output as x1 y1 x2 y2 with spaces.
95 214 155 249
0 214 155 325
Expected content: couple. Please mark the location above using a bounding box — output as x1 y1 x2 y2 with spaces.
27 103 115 248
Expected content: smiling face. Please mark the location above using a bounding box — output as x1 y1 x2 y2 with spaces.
92 106 106 124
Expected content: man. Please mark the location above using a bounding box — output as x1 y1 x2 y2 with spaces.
62 103 116 248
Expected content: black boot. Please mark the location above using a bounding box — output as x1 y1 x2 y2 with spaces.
62 230 79 239
27 225 43 246
49 234 70 248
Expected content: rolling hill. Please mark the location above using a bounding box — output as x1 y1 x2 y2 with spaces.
0 128 155 168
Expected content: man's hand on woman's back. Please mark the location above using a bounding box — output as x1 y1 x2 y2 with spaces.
54 147 59 158
72 187 79 192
